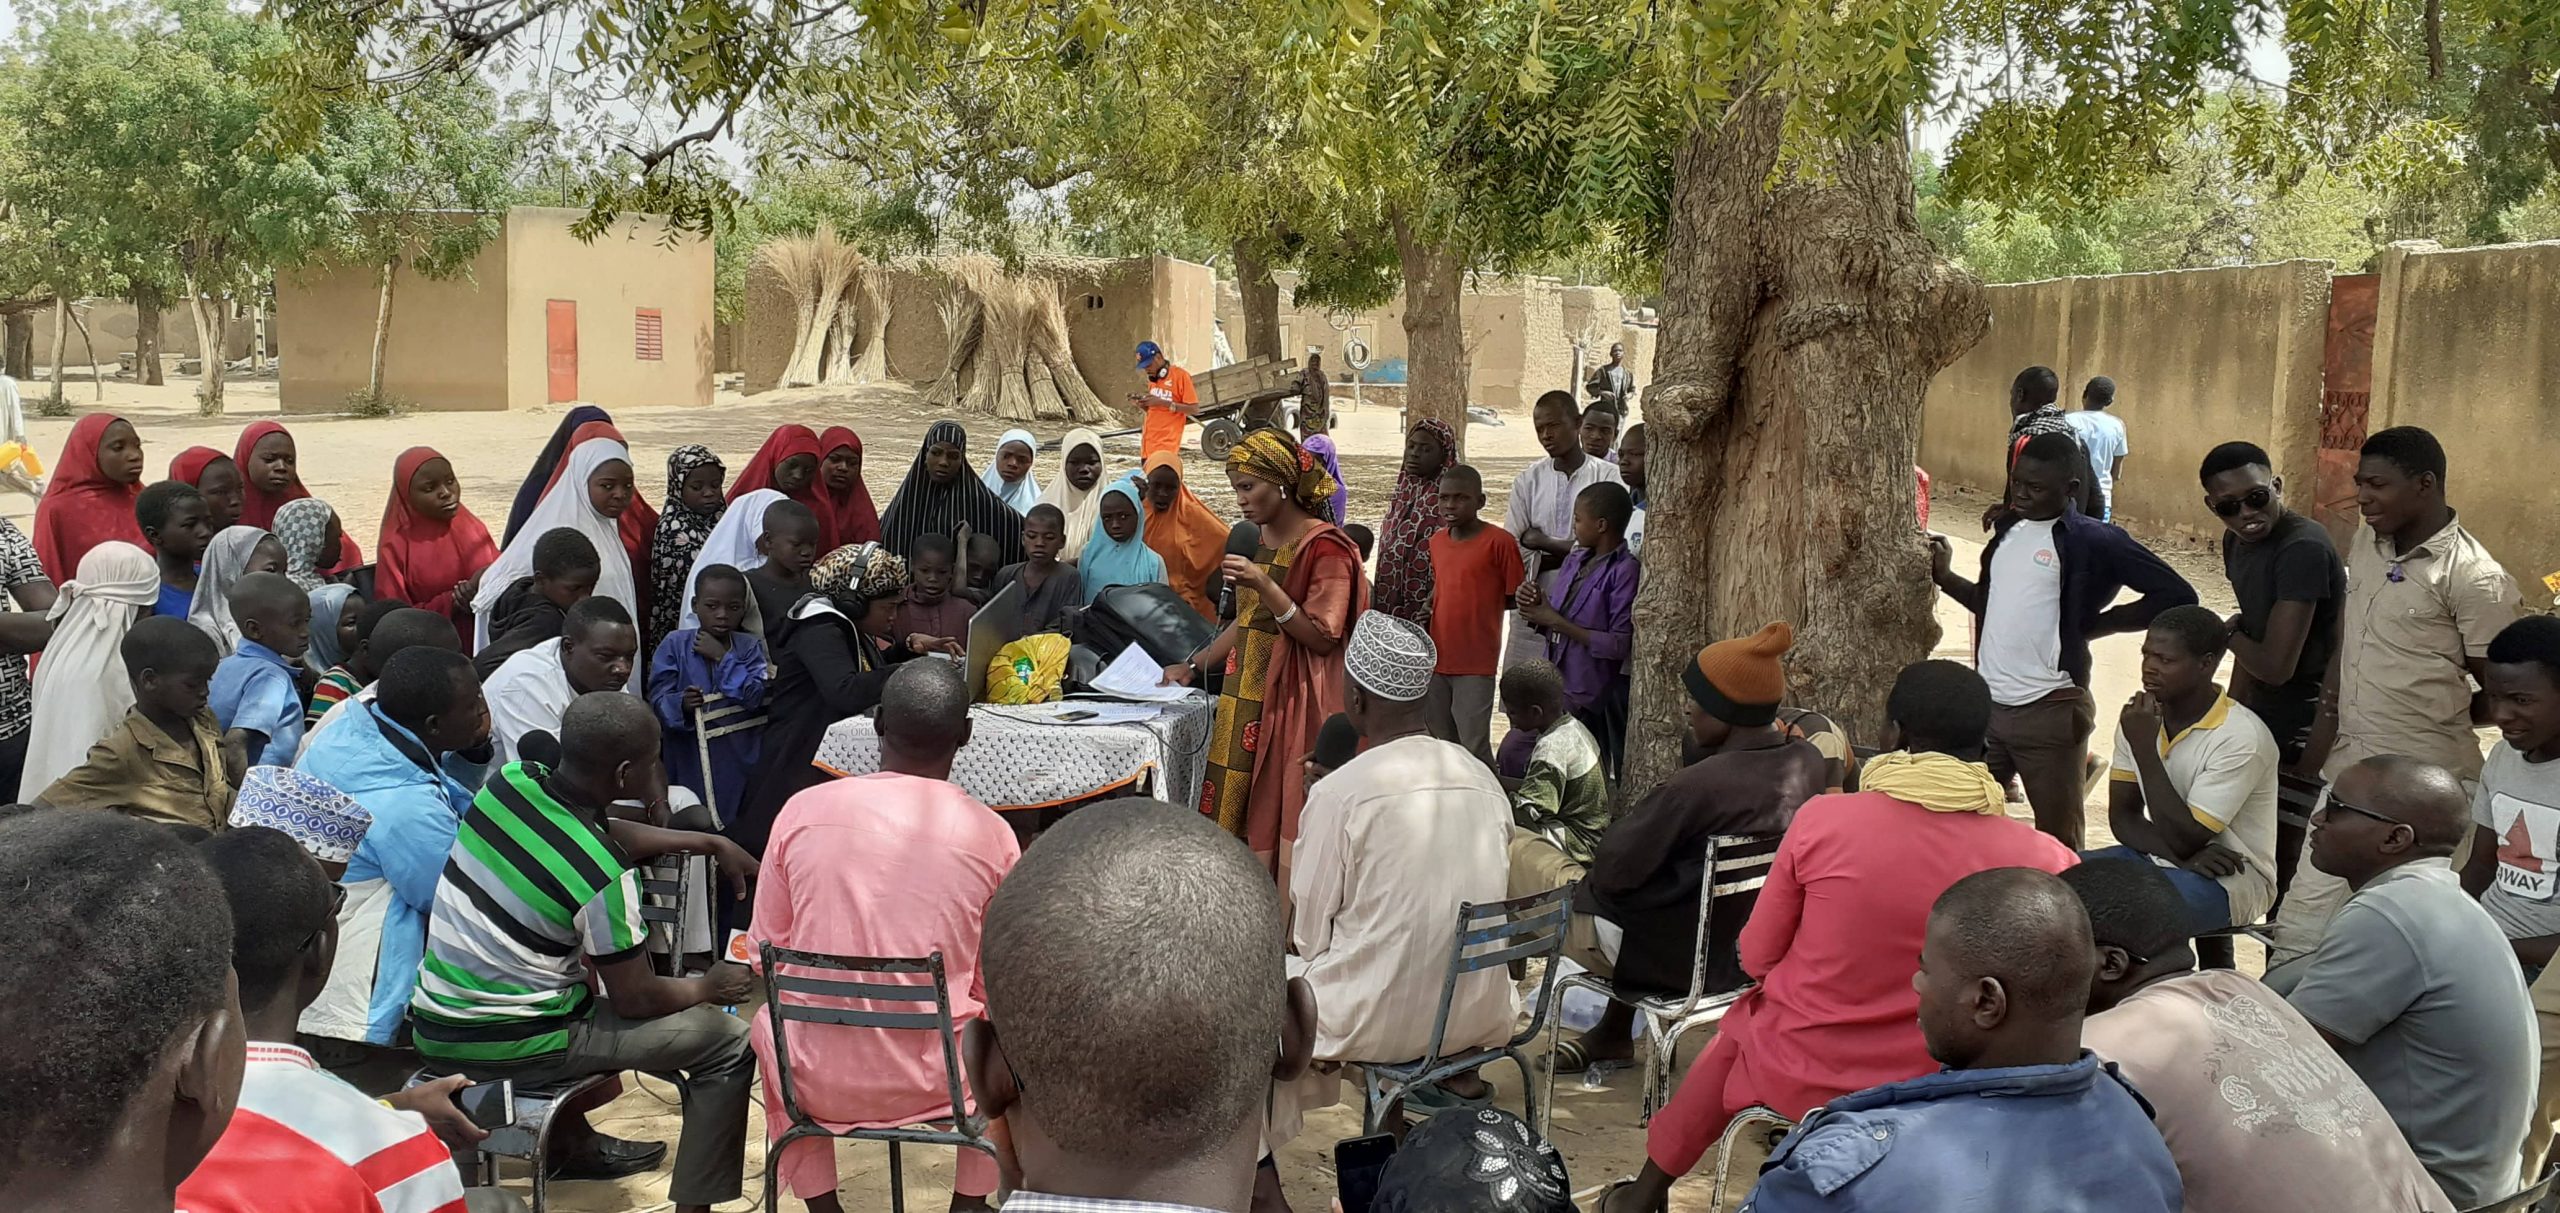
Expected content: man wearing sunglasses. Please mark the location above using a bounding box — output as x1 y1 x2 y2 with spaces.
2200 441 2345 907
2281 755 2535 1210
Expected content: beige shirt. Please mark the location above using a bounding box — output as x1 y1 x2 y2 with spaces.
2332 517 2518 781
37 708 236 830
2110 694 2281 924
2085 970 2453 1213
1290 732 1517 1061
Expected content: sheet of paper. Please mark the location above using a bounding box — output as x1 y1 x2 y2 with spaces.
1091 643 1195 702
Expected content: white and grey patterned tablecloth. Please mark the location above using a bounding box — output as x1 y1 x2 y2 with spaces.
813 696 1216 812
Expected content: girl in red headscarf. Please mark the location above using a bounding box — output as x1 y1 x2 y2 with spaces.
32 413 149 578
233 422 362 570
815 426 880 547
726 425 832 541
374 446 499 626
168 446 245 530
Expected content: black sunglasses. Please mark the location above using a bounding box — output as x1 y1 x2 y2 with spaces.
2322 796 2408 831
2209 486 2276 518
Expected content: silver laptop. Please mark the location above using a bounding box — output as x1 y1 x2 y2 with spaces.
963 579 1029 703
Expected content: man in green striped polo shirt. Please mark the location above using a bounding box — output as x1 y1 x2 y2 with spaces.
411 692 757 1212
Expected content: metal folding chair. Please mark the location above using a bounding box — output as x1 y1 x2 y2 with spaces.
1552 833 1782 1123
1355 884 1574 1137
638 855 696 977
410 1068 616 1213
757 944 995 1213
2461 1163 2560 1213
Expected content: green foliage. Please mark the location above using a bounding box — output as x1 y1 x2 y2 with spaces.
342 386 413 417
710 166 934 323
313 73 524 284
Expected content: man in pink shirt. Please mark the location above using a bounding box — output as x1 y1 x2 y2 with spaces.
1600 660 2079 1213
750 660 1022 1213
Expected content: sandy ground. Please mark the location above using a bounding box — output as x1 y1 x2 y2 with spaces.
11 368 2257 1211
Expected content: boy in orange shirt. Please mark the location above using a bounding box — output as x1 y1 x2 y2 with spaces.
1427 463 1528 763
1130 341 1198 460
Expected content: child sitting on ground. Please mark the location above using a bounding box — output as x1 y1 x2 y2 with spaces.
36 615 243 828
746 500 823 633
474 526 600 680
956 531 1004 605
209 572 313 767
1517 481 1639 778
995 504 1084 635
137 480 215 621
895 534 975 649
1426 463 1526 763
1499 658 1612 893
302 587 368 726
649 564 768 818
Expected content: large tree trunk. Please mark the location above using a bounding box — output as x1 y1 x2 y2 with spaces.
187 287 228 415
369 259 400 399
1391 210 1471 460
47 297 70 408
1233 234 1285 361
134 290 165 385
3 312 31 380
1624 96 1988 795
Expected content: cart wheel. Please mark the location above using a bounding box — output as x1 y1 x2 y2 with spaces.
1201 418 1243 462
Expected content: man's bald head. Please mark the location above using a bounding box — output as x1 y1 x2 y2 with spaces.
973 799 1286 1170
2313 755 2474 888
2359 755 2472 849
1917 868 2096 1070
880 661 970 750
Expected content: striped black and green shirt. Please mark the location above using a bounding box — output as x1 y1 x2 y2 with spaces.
409 762 647 1065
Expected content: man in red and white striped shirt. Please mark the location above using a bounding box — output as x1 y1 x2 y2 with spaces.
181 827 488 1213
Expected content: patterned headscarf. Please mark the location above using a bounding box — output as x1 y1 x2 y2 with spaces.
1376 1108 1572 1213
1225 427 1337 518
1373 418 1456 622
230 765 373 865
810 541 910 605
273 497 338 592
649 444 726 650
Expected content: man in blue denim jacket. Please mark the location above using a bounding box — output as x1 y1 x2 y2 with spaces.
1742 868 2182 1212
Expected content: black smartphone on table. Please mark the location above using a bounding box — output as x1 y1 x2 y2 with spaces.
1335 1131 1397 1213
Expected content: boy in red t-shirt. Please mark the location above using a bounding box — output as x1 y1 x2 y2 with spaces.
1427 463 1528 763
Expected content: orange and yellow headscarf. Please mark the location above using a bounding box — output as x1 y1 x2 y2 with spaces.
1225 428 1338 518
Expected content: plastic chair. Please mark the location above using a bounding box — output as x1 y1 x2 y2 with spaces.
411 1068 616 1213
2461 1163 2560 1213
1354 884 1575 1137
1552 833 1782 1123
757 944 995 1213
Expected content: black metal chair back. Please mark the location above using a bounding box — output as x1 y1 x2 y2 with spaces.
2461 1163 2560 1213
1688 834 1783 1010
637 855 694 977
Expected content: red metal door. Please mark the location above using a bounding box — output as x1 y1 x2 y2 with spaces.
545 300 579 403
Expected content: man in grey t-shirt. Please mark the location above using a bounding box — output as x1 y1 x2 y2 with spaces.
2459 615 2560 1179
2287 755 2536 1209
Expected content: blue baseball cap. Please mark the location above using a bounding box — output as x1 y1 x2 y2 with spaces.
1135 340 1161 368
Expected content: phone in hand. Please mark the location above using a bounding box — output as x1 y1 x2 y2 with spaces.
456 1079 515 1131
1334 1132 1397 1213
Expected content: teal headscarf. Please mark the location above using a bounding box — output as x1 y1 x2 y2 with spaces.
1078 478 1167 605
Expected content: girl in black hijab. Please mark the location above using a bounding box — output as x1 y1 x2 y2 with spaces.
878 420 1025 568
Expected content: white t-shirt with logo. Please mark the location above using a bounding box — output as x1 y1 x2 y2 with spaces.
1978 518 2075 707
2474 743 2560 940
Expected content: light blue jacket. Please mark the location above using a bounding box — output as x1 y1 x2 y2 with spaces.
1743 1052 2182 1213
299 701 477 1044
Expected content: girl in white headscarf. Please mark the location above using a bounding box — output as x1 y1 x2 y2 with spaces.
677 488 783 633
189 525 286 656
1035 426 1108 560
980 428 1042 515
19 541 161 799
469 435 640 650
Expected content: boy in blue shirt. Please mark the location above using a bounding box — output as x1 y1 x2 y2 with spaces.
209 571 312 766
650 563 767 821
137 480 214 620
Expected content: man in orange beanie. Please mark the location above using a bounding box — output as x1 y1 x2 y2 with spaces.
1549 622 1831 1073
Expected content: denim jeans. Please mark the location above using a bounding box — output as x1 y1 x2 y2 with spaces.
2082 845 2234 930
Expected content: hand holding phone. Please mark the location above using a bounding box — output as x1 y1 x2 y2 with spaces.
1335 1132 1397 1213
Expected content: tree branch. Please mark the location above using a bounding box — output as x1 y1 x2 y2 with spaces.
628 97 743 171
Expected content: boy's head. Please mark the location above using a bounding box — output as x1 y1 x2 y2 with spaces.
530 527 603 609
1499 659 1568 736
1618 424 1647 498
1437 464 1485 528
1344 524 1375 562
2008 432 2082 522
229 572 311 660
2139 606 2228 703
2198 441 2285 544
2081 376 2116 411
1305 711 1362 790
136 481 214 564
1571 481 1634 550
1023 504 1066 565
2485 615 2560 760
200 826 335 1018
692 564 749 639
346 596 412 683
2009 365 2061 416
1885 659 1994 759
561 597 639 695
757 501 822 578
2356 425 2448 538
1532 390 1583 462
911 534 956 602
966 533 1001 588
1579 407 1619 460
123 615 221 722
